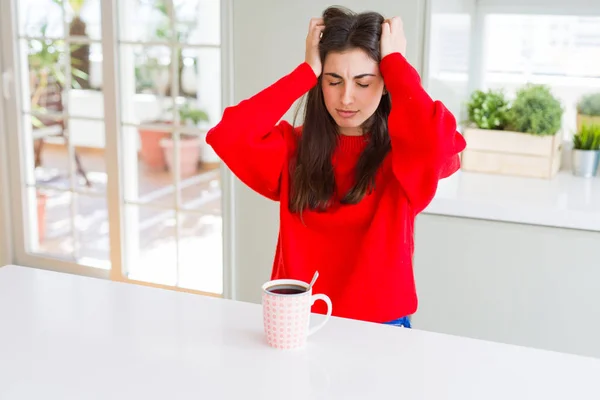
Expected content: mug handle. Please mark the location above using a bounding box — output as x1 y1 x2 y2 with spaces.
308 293 332 336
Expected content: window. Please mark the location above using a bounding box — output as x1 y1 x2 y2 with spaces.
429 14 471 78
426 13 472 121
427 4 600 140
483 14 600 139
2 0 226 295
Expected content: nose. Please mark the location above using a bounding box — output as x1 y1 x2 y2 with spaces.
341 84 354 106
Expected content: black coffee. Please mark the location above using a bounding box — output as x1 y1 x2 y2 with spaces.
267 284 307 295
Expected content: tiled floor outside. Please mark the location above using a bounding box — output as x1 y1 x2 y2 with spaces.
33 144 223 294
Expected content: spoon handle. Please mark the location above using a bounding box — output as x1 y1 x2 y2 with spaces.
309 271 319 289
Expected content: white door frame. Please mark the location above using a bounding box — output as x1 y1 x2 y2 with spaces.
0 3 14 267
219 0 235 300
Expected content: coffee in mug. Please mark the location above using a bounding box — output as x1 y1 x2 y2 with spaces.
261 279 332 350
266 284 307 295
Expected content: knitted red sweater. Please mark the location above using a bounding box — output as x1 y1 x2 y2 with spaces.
207 52 466 323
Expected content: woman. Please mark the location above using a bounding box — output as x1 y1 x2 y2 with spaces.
206 6 466 327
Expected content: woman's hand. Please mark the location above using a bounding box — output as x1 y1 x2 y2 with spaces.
305 17 325 77
380 17 407 58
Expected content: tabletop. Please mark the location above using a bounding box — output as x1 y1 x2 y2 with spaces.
425 170 600 232
1 265 599 399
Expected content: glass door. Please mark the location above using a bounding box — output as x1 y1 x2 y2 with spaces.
1 0 226 296
115 0 224 293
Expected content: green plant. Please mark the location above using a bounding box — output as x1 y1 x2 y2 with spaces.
179 104 209 126
506 84 563 136
573 123 600 151
576 93 600 117
153 0 197 97
52 0 91 89
466 89 510 130
28 24 87 128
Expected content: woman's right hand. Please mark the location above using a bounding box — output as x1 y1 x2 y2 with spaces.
305 17 325 77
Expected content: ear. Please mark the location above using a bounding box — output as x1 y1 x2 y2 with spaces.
382 87 388 96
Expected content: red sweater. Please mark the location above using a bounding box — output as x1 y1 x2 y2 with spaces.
206 52 466 323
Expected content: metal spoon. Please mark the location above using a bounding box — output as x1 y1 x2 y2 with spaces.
308 271 319 290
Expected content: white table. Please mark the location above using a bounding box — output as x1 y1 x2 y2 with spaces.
1 265 599 399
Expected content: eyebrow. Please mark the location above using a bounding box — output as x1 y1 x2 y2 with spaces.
324 73 376 79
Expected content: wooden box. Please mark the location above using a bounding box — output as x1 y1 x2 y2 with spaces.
577 114 600 131
461 128 562 179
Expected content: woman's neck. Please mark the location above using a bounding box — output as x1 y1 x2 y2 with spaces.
338 126 364 137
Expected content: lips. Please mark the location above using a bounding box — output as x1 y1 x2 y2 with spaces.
336 109 358 118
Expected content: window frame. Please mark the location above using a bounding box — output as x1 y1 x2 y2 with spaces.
0 0 234 297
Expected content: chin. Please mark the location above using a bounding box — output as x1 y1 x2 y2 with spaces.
332 116 359 127
334 119 365 133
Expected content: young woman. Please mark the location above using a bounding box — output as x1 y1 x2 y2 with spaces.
206 6 466 327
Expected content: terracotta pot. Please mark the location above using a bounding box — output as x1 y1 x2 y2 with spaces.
160 137 201 178
37 192 47 243
138 127 170 170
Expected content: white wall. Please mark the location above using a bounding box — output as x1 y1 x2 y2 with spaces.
412 213 600 359
229 0 428 303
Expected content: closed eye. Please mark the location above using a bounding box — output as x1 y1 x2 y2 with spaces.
328 81 369 87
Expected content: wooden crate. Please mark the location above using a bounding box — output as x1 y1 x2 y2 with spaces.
461 128 562 179
577 114 600 131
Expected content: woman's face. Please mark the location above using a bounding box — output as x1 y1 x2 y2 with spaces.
321 48 385 136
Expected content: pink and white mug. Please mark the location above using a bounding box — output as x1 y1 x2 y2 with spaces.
261 279 332 350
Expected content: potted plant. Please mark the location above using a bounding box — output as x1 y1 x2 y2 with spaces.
136 54 173 171
160 104 209 177
462 84 564 179
571 123 600 177
138 118 171 171
506 84 563 136
466 89 510 130
576 93 600 131
36 191 47 243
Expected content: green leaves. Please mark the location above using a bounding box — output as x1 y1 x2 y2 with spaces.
466 89 510 130
573 123 600 151
577 93 600 117
467 84 564 136
179 103 209 125
507 84 564 136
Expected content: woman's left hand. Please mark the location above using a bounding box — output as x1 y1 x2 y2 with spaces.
380 17 407 58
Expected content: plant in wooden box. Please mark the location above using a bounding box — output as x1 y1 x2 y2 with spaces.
572 123 600 178
466 89 510 130
576 93 600 131
462 84 564 179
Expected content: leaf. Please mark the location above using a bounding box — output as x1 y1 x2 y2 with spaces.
573 123 600 150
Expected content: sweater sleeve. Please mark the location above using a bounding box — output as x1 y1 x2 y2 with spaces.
206 62 317 200
380 52 466 214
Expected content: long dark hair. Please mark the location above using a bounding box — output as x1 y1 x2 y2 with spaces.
289 6 392 213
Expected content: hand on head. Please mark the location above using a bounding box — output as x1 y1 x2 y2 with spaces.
306 14 406 78
380 17 407 58
305 17 325 77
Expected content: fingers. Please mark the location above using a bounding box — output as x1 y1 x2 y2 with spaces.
308 17 325 42
311 25 325 42
382 16 403 31
309 17 325 30
381 20 391 36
